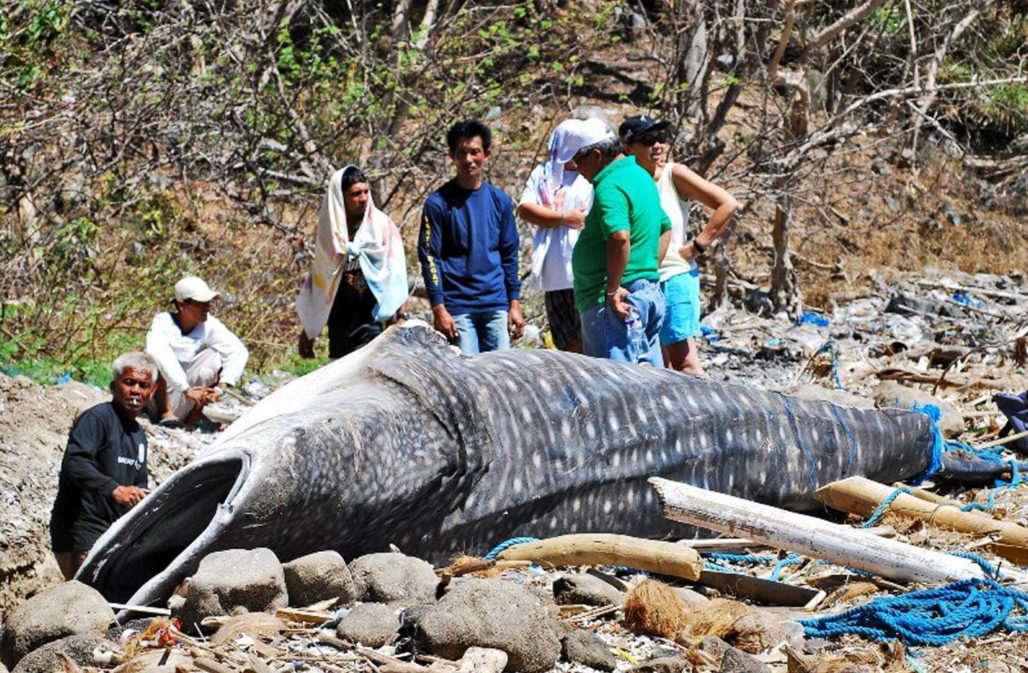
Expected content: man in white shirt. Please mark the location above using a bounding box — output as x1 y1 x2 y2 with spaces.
145 276 248 426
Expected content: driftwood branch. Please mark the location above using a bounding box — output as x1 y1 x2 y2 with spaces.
496 533 703 580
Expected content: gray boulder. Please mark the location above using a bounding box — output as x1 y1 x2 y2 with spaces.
561 629 616 671
719 647 770 673
177 548 287 628
283 551 356 607
12 634 108 673
0 581 115 668
793 384 874 409
631 657 691 673
416 579 561 673
699 635 731 663
336 603 398 647
553 574 625 607
873 381 964 436
349 553 437 604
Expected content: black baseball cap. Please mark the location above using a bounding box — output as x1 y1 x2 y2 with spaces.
618 115 670 143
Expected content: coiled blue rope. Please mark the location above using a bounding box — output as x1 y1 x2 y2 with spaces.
484 537 540 560
800 578 1028 646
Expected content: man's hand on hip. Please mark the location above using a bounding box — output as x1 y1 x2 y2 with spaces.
607 287 632 319
432 304 458 341
508 300 525 341
112 485 147 508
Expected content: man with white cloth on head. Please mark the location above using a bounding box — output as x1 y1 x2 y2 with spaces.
146 275 249 426
517 119 595 353
297 165 409 360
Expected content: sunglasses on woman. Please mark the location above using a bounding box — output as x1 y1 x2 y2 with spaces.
634 133 666 146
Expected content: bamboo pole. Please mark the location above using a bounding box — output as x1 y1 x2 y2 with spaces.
815 476 1028 563
496 533 703 581
648 477 1028 585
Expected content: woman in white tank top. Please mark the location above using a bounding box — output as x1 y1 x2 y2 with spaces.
619 115 738 375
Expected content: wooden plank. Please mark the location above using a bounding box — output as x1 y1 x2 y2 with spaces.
497 533 703 581
648 477 1028 585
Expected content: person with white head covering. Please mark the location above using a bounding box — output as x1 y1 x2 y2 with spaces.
296 165 409 360
145 275 249 426
516 119 595 352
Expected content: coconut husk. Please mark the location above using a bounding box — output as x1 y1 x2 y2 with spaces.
622 579 689 639
686 598 788 654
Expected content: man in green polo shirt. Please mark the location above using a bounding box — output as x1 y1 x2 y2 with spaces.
570 119 671 366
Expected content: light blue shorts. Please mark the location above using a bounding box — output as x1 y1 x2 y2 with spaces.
659 270 701 346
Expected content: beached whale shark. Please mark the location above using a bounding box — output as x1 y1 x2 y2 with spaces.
77 323 934 606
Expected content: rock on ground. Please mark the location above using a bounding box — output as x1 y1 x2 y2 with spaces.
283 551 356 607
348 553 437 604
0 375 105 617
416 579 561 673
561 628 617 671
719 646 770 673
793 384 874 409
873 381 964 436
336 603 398 647
457 647 508 672
553 573 625 607
631 656 691 673
177 548 287 628
11 633 109 673
0 581 115 668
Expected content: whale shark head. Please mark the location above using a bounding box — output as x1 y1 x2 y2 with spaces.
78 324 469 608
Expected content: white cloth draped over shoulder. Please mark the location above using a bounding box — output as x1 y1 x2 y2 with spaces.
296 166 409 340
520 120 594 293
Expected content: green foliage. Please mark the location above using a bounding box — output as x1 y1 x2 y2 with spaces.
0 0 69 92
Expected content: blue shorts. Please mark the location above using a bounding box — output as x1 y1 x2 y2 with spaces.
660 270 701 346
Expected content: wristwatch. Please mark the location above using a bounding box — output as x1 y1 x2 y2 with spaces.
396 311 411 321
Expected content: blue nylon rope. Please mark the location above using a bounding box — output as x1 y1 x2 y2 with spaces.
778 393 819 491
830 404 861 476
484 537 540 560
860 486 913 528
799 578 1028 646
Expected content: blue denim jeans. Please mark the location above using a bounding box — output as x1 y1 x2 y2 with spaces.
580 278 665 367
453 310 510 354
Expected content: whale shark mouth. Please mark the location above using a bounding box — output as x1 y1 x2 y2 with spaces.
81 453 250 605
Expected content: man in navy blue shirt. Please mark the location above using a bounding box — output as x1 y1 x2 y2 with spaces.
419 120 524 354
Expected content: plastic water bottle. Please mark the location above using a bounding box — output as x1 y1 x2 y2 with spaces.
625 307 646 362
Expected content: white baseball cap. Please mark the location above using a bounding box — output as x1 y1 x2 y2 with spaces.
174 276 219 303
567 118 617 159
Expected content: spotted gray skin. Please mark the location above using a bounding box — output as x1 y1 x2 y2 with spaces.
77 324 933 607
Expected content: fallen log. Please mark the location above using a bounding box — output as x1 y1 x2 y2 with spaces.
496 533 703 581
648 477 1028 585
814 477 1028 564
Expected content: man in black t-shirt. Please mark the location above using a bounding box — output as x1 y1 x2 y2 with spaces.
50 352 158 580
